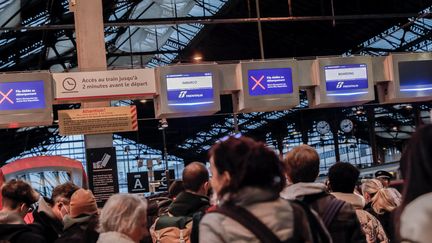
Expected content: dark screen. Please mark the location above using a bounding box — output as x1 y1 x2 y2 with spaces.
399 60 432 87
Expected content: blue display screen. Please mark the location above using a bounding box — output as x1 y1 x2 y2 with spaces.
166 72 214 106
0 80 46 110
248 68 293 96
325 64 368 95
399 60 432 92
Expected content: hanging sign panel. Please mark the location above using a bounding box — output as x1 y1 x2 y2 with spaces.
166 72 214 106
53 69 156 101
58 106 138 135
0 80 46 110
398 60 432 92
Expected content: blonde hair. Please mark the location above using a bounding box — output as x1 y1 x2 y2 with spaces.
361 179 383 198
371 188 401 214
99 194 147 236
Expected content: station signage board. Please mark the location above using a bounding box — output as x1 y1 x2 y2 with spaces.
58 106 138 135
398 60 432 92
248 68 293 96
166 72 214 106
53 69 156 101
127 172 150 193
153 169 175 192
325 64 368 93
0 80 46 110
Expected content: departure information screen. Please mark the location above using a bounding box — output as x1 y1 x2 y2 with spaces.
399 60 432 92
0 80 46 110
325 64 368 92
166 72 214 106
248 68 293 96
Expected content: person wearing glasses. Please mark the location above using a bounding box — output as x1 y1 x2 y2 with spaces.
0 179 46 243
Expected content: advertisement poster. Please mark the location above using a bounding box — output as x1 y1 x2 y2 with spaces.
166 72 214 106
247 68 293 96
86 147 119 207
325 64 368 92
58 106 138 135
154 169 175 192
0 80 45 110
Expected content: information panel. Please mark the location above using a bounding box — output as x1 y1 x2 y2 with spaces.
399 60 432 92
166 72 214 106
325 64 368 93
0 80 45 110
247 68 293 96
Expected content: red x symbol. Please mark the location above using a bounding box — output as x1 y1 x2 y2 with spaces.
0 89 14 104
251 75 266 90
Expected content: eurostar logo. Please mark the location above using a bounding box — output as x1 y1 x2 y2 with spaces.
178 91 187 98
336 82 344 89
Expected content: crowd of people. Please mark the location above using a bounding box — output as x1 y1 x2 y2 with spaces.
0 124 431 243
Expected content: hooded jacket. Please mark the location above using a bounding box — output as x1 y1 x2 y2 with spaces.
0 211 46 243
332 192 388 243
54 214 99 243
168 191 210 217
199 187 314 243
281 182 366 243
32 197 64 243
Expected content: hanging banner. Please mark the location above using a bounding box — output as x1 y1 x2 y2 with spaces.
53 69 156 101
58 106 138 135
86 147 119 207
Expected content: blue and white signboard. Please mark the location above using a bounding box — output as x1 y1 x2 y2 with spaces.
0 80 46 110
248 68 293 96
398 60 432 92
325 64 368 95
166 72 214 106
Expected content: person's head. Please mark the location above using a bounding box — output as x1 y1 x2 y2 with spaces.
50 182 79 221
371 187 401 214
182 162 209 196
208 135 285 198
283 144 320 183
400 125 432 210
99 194 148 242
69 189 98 218
328 162 360 193
168 180 184 199
361 179 383 204
1 179 39 218
375 170 392 188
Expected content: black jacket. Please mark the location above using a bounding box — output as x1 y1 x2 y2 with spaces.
0 224 47 243
32 210 63 243
168 191 210 243
54 214 99 243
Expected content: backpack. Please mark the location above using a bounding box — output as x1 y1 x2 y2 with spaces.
150 213 193 243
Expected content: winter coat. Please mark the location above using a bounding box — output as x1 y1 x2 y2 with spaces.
32 197 64 243
199 187 314 243
366 207 394 241
400 192 432 243
332 192 388 243
54 214 99 243
0 211 46 243
281 182 366 243
97 231 136 243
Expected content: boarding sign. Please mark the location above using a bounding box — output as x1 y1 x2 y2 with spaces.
325 64 368 91
58 106 138 135
0 80 46 110
166 72 214 106
53 69 156 101
248 68 293 96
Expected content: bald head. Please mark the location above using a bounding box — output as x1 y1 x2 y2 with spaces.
182 162 209 193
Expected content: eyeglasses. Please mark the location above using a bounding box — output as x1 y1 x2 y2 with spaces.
26 202 38 213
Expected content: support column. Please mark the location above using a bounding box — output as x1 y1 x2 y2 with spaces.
72 0 113 147
366 106 379 164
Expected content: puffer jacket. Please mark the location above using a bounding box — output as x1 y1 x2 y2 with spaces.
281 183 366 243
400 192 432 243
199 187 314 243
332 192 388 243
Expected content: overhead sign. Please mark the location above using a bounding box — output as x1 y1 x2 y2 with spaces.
325 64 368 93
248 68 293 96
58 106 138 135
53 69 156 101
0 80 46 110
127 172 149 193
154 169 175 192
86 147 119 207
166 72 214 106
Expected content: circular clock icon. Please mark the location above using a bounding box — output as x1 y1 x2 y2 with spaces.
62 77 77 91
340 119 354 133
316 120 331 135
